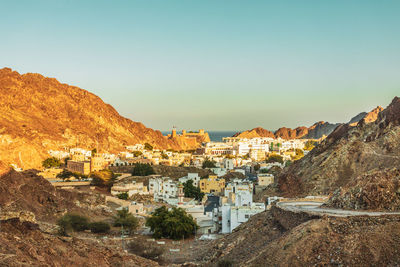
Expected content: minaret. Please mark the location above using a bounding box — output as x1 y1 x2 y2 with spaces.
178 183 184 205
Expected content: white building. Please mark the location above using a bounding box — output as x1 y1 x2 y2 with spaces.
224 179 253 207
149 177 178 203
204 142 234 156
179 173 200 187
111 181 149 197
221 203 266 233
223 158 234 170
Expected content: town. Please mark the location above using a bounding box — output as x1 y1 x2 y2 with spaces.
30 128 320 237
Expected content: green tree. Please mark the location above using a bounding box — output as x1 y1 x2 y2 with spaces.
266 154 284 164
57 213 89 236
146 206 198 240
56 170 74 180
183 180 204 201
113 208 139 234
202 160 216 169
132 163 155 176
117 192 129 200
89 221 110 233
42 157 62 168
144 143 153 151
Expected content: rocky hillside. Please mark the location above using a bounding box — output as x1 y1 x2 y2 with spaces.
0 218 158 267
277 97 400 197
198 207 400 266
0 169 108 223
0 68 196 169
0 164 158 266
325 168 400 211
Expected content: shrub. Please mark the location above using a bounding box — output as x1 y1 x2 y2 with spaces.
117 192 129 200
113 208 139 234
266 154 284 164
57 213 89 235
89 221 110 233
128 241 164 263
42 157 62 168
202 160 216 169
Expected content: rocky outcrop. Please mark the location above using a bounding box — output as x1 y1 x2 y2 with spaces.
233 127 275 138
0 68 197 169
325 168 400 211
0 169 108 222
276 97 400 197
275 126 309 139
349 106 383 126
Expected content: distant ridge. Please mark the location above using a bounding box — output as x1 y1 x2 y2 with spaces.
233 106 384 140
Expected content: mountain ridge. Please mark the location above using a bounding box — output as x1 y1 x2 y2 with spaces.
234 106 385 140
0 68 197 169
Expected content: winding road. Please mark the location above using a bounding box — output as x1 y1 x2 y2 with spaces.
277 201 400 217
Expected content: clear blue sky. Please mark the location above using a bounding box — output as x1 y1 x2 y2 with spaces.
1 0 399 131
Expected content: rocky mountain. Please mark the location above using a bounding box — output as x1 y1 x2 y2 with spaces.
234 106 384 140
233 127 275 138
0 68 199 169
277 97 400 197
234 121 341 140
348 106 383 126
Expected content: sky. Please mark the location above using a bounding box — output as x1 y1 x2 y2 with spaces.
1 0 400 131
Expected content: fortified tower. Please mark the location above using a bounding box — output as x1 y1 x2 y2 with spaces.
172 126 177 138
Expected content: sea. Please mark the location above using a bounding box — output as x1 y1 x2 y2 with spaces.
161 131 238 142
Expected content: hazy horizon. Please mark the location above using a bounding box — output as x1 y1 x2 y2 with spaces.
2 0 400 131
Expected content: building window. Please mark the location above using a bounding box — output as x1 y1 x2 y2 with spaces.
245 215 250 219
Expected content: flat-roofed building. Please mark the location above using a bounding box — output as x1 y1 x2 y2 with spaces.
200 175 225 194
67 160 91 175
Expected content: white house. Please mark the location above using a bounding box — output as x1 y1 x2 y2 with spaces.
221 203 266 233
223 158 234 170
224 179 253 207
111 181 149 197
149 177 178 203
179 173 200 187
